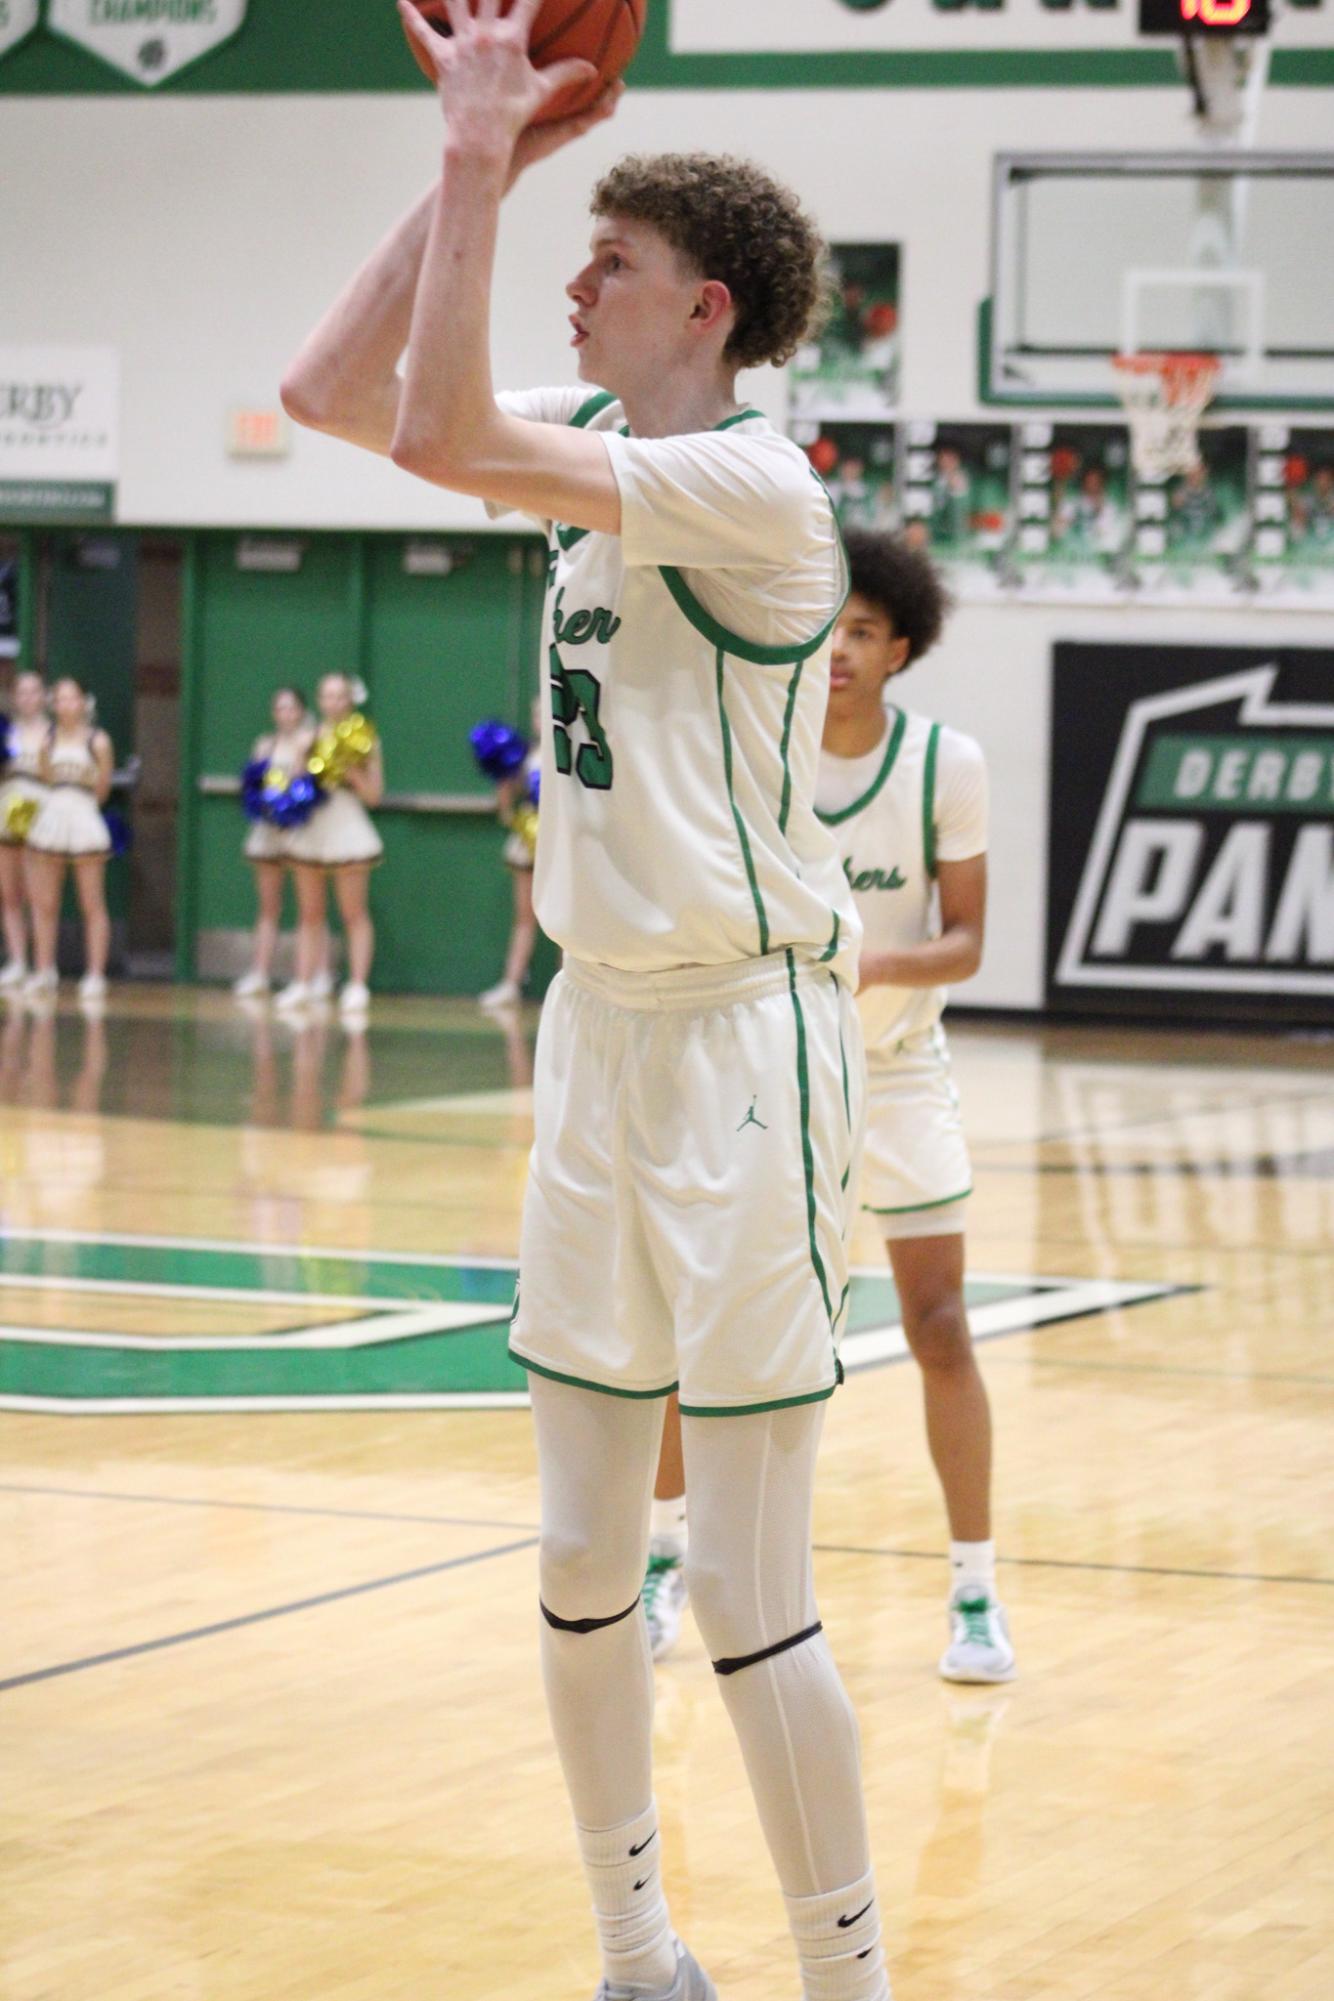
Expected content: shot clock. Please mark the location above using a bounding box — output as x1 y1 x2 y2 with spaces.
1138 0 1272 31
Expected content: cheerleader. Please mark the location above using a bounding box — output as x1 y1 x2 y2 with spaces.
0 668 50 990
479 707 539 1010
280 672 383 1016
24 678 114 1002
233 686 316 999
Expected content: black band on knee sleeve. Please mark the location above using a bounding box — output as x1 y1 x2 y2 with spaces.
540 1595 641 1636
712 1619 824 1678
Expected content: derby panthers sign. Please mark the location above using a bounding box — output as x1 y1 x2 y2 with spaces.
48 0 248 86
1049 644 1334 1023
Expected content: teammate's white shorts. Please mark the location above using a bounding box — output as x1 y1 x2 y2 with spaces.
511 949 865 1416
861 1026 971 1242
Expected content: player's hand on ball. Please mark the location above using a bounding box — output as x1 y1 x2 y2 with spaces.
398 0 601 157
509 78 622 180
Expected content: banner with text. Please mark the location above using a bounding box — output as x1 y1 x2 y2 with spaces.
0 346 119 522
1048 643 1334 1025
671 0 1330 55
48 0 249 87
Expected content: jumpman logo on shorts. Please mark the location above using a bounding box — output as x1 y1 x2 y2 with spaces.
737 1097 768 1133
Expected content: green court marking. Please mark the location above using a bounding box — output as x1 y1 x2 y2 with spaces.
0 1230 1174 1413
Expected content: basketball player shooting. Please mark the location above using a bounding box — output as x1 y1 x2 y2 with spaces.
281 4 891 1995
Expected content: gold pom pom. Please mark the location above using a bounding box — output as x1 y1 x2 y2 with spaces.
4 795 38 843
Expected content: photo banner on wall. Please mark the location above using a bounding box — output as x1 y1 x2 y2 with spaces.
1047 643 1334 1025
0 346 119 522
47 0 249 87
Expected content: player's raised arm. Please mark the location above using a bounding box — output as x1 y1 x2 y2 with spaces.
388 0 624 532
281 2 619 460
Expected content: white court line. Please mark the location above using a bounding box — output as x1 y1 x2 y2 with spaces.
0 1277 1176 1414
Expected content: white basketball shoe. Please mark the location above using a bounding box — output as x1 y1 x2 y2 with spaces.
596 1941 717 2000
940 1592 1016 1684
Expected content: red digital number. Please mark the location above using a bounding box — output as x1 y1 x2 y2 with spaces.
1181 0 1252 24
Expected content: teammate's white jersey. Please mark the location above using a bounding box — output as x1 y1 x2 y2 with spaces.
493 388 861 987
816 708 988 1057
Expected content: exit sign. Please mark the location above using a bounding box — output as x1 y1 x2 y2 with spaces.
227 407 291 458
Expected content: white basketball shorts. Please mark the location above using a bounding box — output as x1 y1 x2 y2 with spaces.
861 1025 971 1240
510 950 865 1415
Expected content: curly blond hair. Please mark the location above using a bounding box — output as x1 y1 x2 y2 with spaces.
590 153 829 372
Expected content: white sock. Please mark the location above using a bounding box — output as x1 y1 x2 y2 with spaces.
949 1538 997 1602
786 1872 891 2000
576 1803 678 1994
649 1494 688 1561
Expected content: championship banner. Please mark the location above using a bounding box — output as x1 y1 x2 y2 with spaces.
48 0 248 87
0 346 119 522
1048 644 1334 1024
0 1 40 62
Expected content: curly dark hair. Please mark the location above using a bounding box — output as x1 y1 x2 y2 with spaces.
842 527 950 669
590 153 828 371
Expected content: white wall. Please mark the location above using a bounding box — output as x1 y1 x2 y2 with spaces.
6 84 1330 530
5 80 1331 1007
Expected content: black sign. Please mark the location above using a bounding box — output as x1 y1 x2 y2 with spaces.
1047 643 1334 1026
1138 0 1271 34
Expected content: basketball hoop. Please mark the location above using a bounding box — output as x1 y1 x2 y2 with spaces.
1112 351 1221 480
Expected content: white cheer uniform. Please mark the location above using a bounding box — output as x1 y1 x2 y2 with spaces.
816 707 988 1238
493 388 863 1415
284 757 383 869
0 716 49 845
27 731 111 858
243 730 311 864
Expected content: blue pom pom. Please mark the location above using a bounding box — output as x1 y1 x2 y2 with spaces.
1 720 17 768
102 807 133 857
526 766 540 807
470 720 529 780
271 772 322 828
239 756 270 822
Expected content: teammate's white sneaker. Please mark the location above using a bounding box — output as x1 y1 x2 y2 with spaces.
596 1940 717 2000
78 972 107 1003
273 980 312 1012
232 968 269 999
338 980 370 1015
478 977 520 1010
0 959 27 990
308 968 335 1000
23 967 58 997
642 1552 688 1662
940 1592 1016 1684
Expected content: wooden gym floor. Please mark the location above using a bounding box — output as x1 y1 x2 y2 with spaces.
1 986 1330 2001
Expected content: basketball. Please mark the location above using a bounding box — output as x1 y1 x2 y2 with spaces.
404 0 647 123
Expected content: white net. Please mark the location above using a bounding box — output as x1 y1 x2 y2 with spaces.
1112 352 1221 481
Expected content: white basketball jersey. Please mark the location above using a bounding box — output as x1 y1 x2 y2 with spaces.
817 708 955 1055
497 389 861 987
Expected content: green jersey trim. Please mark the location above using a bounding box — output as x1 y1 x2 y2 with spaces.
553 394 618 550
716 649 770 955
714 407 766 432
568 391 616 429
658 564 840 667
510 1350 680 1400
923 721 942 879
787 948 836 1333
777 659 805 835
679 1384 838 1418
815 708 908 828
863 1186 972 1216
818 910 841 964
